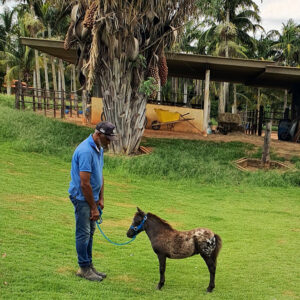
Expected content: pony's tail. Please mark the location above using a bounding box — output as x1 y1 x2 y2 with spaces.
212 234 222 263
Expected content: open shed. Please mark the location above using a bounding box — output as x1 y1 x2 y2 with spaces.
20 37 300 131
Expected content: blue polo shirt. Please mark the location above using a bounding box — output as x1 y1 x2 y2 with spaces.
68 134 104 201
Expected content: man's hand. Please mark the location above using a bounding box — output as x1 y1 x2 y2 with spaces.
98 197 104 210
90 206 100 221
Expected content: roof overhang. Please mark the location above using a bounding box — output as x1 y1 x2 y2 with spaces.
20 37 300 90
21 37 76 64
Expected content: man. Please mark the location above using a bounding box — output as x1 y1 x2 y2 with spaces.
69 121 117 281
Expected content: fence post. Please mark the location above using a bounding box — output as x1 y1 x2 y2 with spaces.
258 105 264 136
254 109 258 135
43 89 47 116
53 90 56 118
33 88 36 112
61 89 65 118
21 85 25 110
15 81 21 109
70 93 73 117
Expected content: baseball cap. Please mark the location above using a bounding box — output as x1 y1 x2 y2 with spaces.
96 121 118 141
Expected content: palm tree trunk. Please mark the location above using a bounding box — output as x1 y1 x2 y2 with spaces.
223 8 230 110
33 70 37 97
48 26 57 100
172 77 178 103
257 88 261 110
43 55 50 100
232 84 237 113
219 82 225 114
48 24 52 39
72 64 78 108
98 58 146 154
262 119 272 167
51 56 58 98
203 69 211 133
283 89 288 111
6 65 11 95
59 59 66 96
195 80 202 105
35 49 42 108
225 8 230 58
58 67 61 99
183 79 188 105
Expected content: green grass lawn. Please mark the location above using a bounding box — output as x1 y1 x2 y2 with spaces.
0 95 299 299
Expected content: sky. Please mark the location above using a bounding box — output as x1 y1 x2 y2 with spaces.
254 0 300 32
1 0 300 33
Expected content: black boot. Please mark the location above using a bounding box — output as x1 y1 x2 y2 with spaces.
76 266 103 281
90 263 107 278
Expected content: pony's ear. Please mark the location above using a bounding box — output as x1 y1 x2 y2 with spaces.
137 207 144 214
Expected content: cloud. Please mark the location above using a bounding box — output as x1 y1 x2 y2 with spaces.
255 0 300 31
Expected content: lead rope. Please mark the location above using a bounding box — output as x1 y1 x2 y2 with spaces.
96 207 136 246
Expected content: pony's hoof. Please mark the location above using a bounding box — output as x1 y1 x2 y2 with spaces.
156 284 164 290
206 287 214 293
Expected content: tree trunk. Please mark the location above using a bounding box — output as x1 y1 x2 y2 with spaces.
98 59 146 154
225 8 230 58
157 79 161 102
6 65 11 95
58 67 61 100
173 77 178 103
59 59 66 92
51 57 58 98
257 88 261 110
195 80 202 105
48 24 52 39
262 119 272 167
33 70 37 97
183 79 188 105
223 8 230 108
35 49 42 108
283 89 288 112
43 54 50 99
232 83 237 113
203 69 210 133
72 64 78 109
219 82 225 114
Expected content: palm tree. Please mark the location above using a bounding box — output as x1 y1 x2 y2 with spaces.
0 20 34 88
0 8 17 94
197 0 262 113
32 0 72 98
59 0 198 154
269 19 300 67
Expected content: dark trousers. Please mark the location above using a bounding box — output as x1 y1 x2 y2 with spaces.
70 197 96 267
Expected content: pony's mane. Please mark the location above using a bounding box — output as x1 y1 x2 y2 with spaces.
147 213 174 230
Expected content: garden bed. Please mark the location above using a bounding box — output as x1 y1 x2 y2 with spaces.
234 157 291 172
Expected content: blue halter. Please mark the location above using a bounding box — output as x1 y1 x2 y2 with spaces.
130 215 148 234
95 206 147 246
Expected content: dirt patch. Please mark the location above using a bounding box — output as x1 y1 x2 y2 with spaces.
143 129 300 159
235 158 291 172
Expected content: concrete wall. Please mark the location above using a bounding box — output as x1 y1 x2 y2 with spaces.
90 97 204 133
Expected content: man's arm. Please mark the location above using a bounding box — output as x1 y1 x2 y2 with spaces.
80 171 100 221
98 177 104 210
